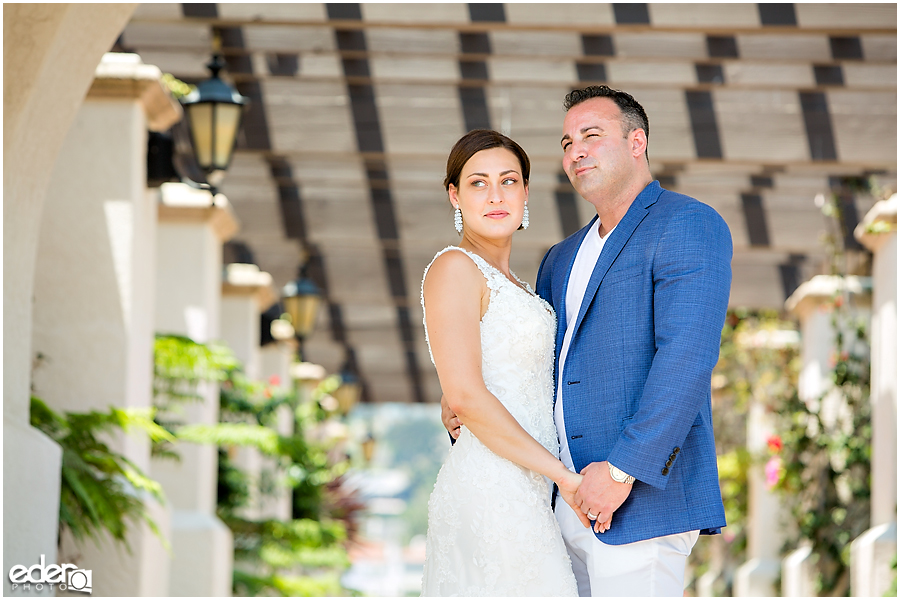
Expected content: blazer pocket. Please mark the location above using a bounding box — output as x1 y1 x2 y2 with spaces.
603 265 643 285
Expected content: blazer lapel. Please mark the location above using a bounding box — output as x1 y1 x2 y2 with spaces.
554 217 597 355
569 182 663 338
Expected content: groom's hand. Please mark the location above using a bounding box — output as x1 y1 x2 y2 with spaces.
440 395 462 440
575 461 632 534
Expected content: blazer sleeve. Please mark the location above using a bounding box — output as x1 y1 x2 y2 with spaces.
535 244 555 301
605 201 732 490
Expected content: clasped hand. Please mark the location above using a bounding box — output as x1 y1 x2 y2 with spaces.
440 396 629 534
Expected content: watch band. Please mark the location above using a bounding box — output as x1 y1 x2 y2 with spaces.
608 462 635 485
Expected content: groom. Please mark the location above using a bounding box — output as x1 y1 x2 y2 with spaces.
443 85 731 596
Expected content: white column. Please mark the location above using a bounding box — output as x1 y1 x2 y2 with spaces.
734 402 786 595
220 263 277 521
151 182 238 596
29 53 180 596
850 195 897 597
3 7 136 594
260 343 297 521
733 328 798 596
783 275 872 596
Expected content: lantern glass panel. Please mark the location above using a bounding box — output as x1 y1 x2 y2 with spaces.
187 102 213 169
284 294 321 339
213 103 242 170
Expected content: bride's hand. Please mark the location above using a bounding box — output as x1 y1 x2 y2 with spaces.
558 471 614 532
557 471 592 528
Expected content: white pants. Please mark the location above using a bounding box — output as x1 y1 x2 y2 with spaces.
555 498 699 597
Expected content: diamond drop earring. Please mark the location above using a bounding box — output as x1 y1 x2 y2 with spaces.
521 203 530 230
454 206 463 234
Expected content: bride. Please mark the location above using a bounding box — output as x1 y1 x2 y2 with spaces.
420 130 602 596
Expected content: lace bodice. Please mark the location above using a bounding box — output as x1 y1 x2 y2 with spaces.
420 246 558 453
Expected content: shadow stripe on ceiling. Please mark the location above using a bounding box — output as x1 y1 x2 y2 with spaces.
329 2 426 403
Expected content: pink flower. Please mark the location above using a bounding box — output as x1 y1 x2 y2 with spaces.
268 374 281 386
767 435 783 453
765 457 782 490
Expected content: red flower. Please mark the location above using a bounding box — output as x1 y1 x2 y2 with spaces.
834 295 844 308
268 374 281 386
767 435 783 453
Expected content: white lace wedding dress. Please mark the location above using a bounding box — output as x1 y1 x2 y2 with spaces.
420 247 578 597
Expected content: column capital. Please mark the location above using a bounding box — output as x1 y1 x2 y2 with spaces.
785 275 872 319
222 263 277 309
855 194 898 254
87 53 182 132
158 182 239 242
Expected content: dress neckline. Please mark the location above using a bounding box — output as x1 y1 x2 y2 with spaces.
449 246 533 296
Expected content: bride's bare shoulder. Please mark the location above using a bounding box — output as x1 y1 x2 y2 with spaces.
424 250 484 293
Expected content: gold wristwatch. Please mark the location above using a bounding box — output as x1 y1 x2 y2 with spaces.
608 463 635 485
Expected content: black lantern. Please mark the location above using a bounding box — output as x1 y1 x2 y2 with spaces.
281 264 322 357
180 54 247 190
334 364 363 414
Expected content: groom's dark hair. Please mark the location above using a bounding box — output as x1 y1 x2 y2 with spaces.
564 86 650 162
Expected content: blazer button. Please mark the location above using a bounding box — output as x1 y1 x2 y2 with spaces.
673 447 680 454
661 467 669 475
669 453 676 461
665 460 673 467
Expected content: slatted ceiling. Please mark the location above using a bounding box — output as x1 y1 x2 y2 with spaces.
360 3 468 24
125 4 895 403
714 90 808 162
631 90 693 161
366 28 456 54
241 25 335 52
724 62 813 86
647 3 761 28
489 31 582 56
375 87 465 154
736 34 832 61
483 87 569 151
796 3 897 29
730 260 792 307
218 3 328 21
368 57 454 81
609 61 697 86
487 57 574 84
768 207 829 248
843 64 896 88
831 91 898 164
861 35 898 61
614 32 707 58
503 3 612 26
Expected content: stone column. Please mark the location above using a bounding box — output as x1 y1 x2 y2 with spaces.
783 275 872 596
3 7 136 594
29 53 180 596
220 263 277 520
850 195 897 597
151 182 238 596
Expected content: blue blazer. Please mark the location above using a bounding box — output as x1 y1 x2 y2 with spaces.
536 181 731 545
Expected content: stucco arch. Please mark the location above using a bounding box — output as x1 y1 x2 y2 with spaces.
3 4 137 593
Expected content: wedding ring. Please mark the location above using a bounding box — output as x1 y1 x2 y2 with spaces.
587 511 598 520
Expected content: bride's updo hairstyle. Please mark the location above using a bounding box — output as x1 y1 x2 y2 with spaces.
444 129 531 191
